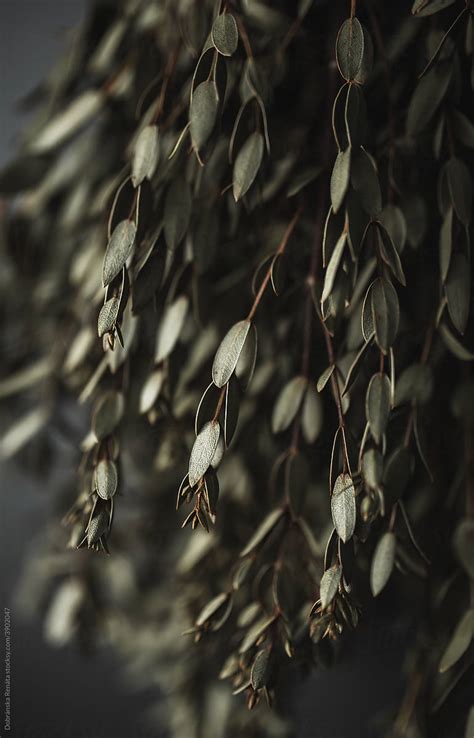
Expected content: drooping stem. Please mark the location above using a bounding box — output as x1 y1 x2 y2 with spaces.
247 207 302 322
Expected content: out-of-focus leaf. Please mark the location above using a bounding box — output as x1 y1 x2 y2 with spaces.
370 532 396 596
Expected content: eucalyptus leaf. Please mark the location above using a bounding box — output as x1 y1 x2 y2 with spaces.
331 473 356 543
92 391 124 441
366 372 391 445
336 18 365 81
330 148 351 214
320 564 342 609
271 375 308 433
447 157 472 226
321 233 347 303
212 320 251 388
453 519 474 579
371 277 399 354
94 459 118 500
370 532 396 596
233 132 264 202
445 253 470 334
301 384 323 444
102 220 136 288
439 610 474 673
155 295 189 363
131 125 159 188
190 81 219 153
211 13 239 56
188 421 220 486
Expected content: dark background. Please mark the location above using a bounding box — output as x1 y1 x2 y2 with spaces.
0 3 406 737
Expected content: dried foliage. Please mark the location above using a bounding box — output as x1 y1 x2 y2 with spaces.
1 0 474 736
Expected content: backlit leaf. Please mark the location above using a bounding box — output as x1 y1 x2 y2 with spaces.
331 473 356 543
445 253 470 334
102 220 136 288
439 610 474 673
336 18 365 81
370 532 396 596
188 421 220 486
211 13 239 56
212 320 251 388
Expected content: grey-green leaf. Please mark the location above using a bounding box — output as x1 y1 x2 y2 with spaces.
98 297 120 337
211 13 239 56
131 124 159 188
330 148 351 213
94 459 118 500
439 610 474 673
439 324 474 361
301 384 323 444
272 375 308 433
370 532 396 596
320 564 342 609
190 81 219 152
331 473 356 543
366 372 391 445
336 18 365 81
251 649 271 690
188 421 220 486
371 277 399 353
233 132 264 202
212 320 251 388
102 220 136 288
445 253 470 335
155 295 189 363
447 156 472 226
92 391 124 441
321 232 347 303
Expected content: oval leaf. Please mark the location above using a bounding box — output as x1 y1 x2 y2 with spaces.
370 532 396 596
366 372 391 445
233 132 264 202
320 564 342 609
155 295 189 363
331 473 356 543
94 459 118 500
131 125 159 188
212 320 251 388
272 376 308 433
211 13 239 56
190 81 219 152
336 18 365 81
102 220 136 288
188 421 220 486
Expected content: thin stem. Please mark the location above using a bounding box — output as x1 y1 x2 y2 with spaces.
247 207 302 321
